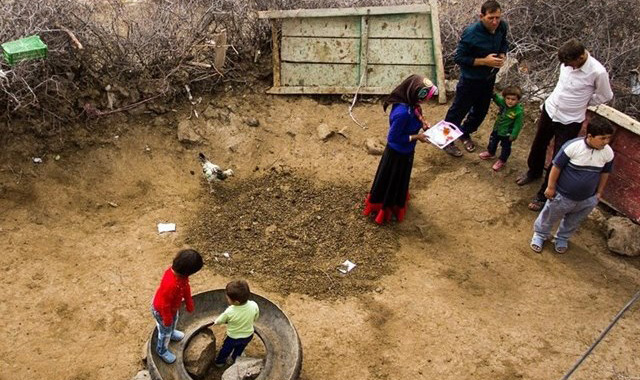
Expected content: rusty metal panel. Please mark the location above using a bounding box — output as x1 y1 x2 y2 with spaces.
282 17 360 37
281 37 359 64
262 2 446 101
603 126 640 223
367 38 434 65
280 62 357 86
367 64 435 88
368 13 432 38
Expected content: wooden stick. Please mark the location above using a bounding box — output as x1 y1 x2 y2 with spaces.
56 25 83 50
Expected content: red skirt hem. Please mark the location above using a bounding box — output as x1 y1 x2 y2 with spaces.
362 193 409 225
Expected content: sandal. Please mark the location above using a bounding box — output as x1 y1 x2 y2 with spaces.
528 200 545 212
530 235 545 253
554 240 568 254
516 173 537 186
461 138 476 152
443 143 463 157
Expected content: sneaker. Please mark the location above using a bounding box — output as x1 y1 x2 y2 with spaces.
214 362 225 368
170 330 185 342
158 349 177 364
478 151 494 160
492 159 505 171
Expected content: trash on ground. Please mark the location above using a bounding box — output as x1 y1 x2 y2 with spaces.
32 157 43 164
107 201 118 208
337 260 356 274
157 223 176 233
2 35 48 65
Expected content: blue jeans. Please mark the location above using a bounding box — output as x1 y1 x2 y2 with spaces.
486 131 512 162
533 193 599 246
215 334 254 365
444 76 495 139
151 307 178 354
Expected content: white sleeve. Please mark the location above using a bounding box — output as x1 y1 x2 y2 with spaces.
589 70 613 106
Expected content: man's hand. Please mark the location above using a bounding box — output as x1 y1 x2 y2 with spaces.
482 53 504 68
544 186 556 199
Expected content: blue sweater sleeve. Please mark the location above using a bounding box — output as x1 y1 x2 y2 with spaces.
387 110 410 145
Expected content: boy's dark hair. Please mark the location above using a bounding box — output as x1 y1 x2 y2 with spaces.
587 119 614 137
226 279 250 304
558 39 586 64
481 0 501 14
502 86 522 100
172 249 203 276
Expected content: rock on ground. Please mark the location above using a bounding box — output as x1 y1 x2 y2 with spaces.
364 137 385 155
131 370 150 380
317 123 335 141
184 328 217 378
221 357 264 380
607 216 640 257
588 206 609 228
177 119 202 143
244 117 260 127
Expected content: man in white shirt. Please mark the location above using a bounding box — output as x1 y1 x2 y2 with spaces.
516 39 613 211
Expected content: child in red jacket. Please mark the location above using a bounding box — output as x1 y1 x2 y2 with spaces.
151 249 203 363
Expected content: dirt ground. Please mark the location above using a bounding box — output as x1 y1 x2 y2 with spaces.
1 82 640 380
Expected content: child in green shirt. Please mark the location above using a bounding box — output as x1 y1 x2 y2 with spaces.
214 279 260 367
479 86 524 171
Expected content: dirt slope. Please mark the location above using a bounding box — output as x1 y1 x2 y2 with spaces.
1 85 639 380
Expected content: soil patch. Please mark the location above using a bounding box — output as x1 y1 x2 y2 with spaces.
187 169 399 298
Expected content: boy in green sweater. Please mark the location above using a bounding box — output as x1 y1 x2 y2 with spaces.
214 279 260 367
479 86 524 171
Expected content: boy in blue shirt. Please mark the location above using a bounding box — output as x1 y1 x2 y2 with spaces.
530 122 614 254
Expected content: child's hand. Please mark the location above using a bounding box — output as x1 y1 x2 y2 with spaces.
416 134 429 143
509 137 516 142
544 186 556 199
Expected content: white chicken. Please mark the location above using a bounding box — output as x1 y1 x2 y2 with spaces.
198 152 234 183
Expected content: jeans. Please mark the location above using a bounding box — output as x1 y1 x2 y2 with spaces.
444 76 495 139
215 334 254 365
526 105 582 201
533 193 599 246
486 131 512 162
152 307 178 354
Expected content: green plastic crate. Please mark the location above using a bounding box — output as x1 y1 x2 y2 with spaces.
2 35 48 65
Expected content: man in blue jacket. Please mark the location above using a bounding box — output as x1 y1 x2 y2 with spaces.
443 0 510 157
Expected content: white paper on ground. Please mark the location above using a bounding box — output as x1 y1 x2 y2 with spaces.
157 223 176 233
422 120 463 148
337 260 357 274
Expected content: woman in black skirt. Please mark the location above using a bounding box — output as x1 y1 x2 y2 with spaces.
363 74 438 224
